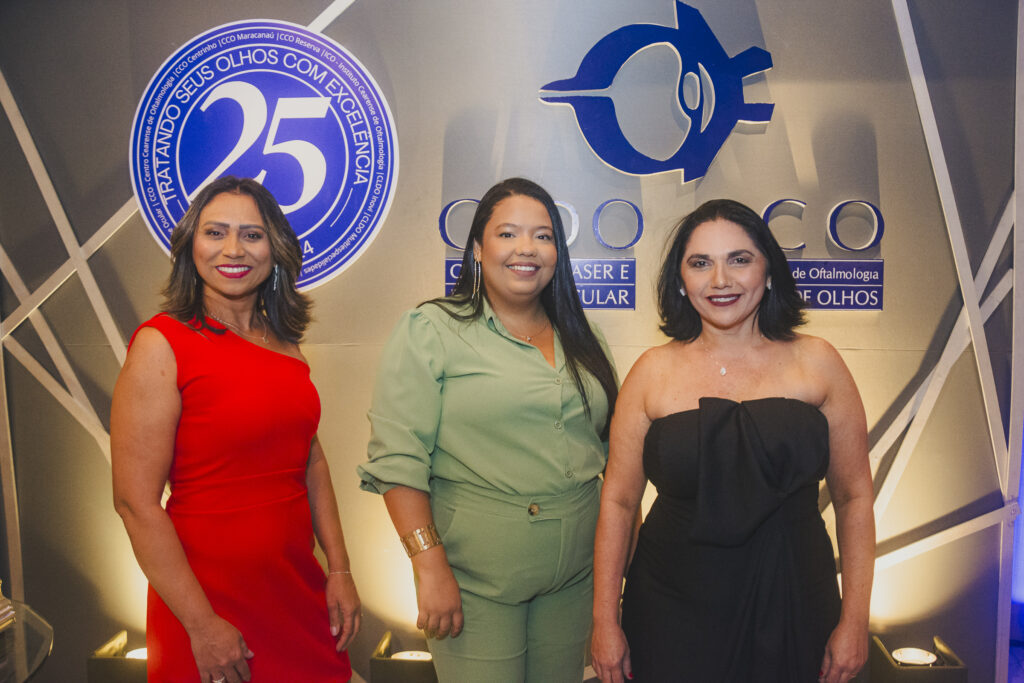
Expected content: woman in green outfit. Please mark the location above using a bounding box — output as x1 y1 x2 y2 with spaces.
358 177 618 682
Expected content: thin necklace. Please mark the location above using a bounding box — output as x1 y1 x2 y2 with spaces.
208 311 269 344
508 318 550 343
698 336 728 376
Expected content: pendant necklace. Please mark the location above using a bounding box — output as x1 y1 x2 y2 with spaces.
699 336 728 376
208 311 269 344
509 318 550 344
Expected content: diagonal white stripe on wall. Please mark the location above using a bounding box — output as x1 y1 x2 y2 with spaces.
889 1 1021 680
0 67 127 364
892 0 1008 483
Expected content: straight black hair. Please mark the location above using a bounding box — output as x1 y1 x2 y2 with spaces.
425 177 618 437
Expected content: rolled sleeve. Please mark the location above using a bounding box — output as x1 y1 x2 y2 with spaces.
358 309 445 494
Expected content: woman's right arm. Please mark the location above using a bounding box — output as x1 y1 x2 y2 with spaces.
360 309 461 639
381 486 463 640
591 352 655 683
111 327 254 683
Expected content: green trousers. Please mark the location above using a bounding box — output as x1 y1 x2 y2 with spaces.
426 478 600 683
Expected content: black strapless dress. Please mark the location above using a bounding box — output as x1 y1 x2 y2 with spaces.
620 397 841 682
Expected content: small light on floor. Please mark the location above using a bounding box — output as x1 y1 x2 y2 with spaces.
88 631 147 682
892 647 937 665
391 650 431 661
371 631 438 682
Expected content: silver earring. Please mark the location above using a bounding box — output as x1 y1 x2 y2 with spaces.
679 286 687 297
273 264 279 291
472 260 481 301
766 278 772 291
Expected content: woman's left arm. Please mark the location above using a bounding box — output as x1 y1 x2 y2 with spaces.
307 435 361 652
814 338 875 683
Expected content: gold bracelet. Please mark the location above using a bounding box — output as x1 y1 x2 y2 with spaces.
400 524 442 557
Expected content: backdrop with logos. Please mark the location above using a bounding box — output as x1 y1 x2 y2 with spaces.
0 1 1019 681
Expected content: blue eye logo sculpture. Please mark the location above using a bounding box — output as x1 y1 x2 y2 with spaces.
540 1 774 182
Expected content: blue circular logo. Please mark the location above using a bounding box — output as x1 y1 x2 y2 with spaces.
129 19 398 289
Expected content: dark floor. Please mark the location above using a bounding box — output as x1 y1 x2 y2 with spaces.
583 648 1024 681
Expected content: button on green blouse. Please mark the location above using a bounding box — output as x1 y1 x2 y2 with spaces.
359 300 614 497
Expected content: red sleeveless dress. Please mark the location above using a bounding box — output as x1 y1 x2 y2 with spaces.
137 314 352 682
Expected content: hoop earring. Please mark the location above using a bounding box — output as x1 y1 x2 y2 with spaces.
273 264 279 292
472 260 481 302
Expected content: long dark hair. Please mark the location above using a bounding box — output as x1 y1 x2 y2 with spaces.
657 198 806 341
161 176 312 343
426 177 618 437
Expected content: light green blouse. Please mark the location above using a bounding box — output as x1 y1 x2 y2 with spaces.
358 299 614 497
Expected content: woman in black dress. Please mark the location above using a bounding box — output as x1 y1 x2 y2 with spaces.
590 200 874 683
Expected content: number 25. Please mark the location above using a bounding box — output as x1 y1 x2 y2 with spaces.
190 80 330 213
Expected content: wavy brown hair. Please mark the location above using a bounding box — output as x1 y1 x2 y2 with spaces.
161 176 312 343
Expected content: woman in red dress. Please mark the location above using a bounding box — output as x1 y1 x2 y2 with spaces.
112 176 359 682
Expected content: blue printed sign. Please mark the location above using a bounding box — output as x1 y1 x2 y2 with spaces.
129 19 398 289
444 258 636 310
540 1 773 182
790 259 883 310
573 258 636 309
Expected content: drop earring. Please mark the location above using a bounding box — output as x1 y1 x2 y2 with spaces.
273 264 279 291
765 278 772 291
679 285 687 297
472 260 481 302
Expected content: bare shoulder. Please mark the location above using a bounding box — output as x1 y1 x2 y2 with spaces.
791 333 865 421
621 342 678 387
791 333 846 372
119 326 176 386
791 332 836 356
112 325 181 448
126 326 174 363
616 341 694 422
